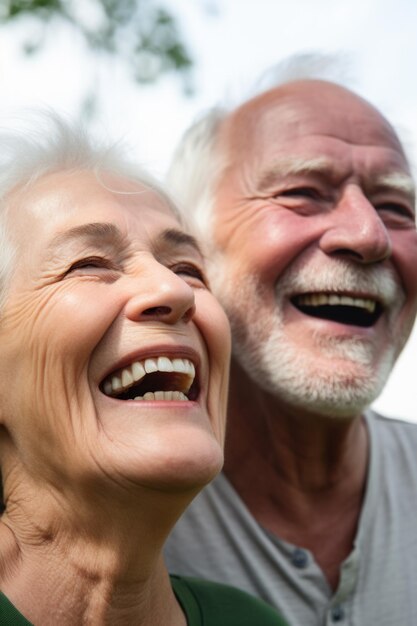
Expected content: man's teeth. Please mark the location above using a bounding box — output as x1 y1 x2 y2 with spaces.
297 293 376 313
103 356 195 398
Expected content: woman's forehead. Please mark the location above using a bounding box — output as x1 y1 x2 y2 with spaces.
7 169 181 245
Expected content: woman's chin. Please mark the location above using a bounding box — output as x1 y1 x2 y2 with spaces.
138 445 224 493
153 447 224 492
97 432 224 495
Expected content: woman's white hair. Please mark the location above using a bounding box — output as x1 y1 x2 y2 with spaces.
166 52 356 242
0 110 176 308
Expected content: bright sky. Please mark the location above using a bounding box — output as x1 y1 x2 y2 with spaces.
0 0 416 421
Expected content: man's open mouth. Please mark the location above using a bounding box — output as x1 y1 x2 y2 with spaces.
291 293 383 328
101 356 199 401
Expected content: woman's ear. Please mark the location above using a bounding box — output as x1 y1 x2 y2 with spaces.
0 425 13 513
0 473 4 514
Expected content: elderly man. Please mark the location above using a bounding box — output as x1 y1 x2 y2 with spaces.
165 56 417 625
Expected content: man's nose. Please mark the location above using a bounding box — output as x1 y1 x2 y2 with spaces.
319 185 392 263
124 263 196 325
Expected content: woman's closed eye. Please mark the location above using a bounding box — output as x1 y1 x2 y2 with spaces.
171 262 208 287
64 256 115 276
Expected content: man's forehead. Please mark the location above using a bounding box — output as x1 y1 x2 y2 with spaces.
232 79 381 122
215 81 413 202
224 80 404 154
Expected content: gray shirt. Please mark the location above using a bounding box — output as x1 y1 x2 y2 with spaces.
165 411 417 625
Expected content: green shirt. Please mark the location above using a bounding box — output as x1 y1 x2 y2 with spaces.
171 575 288 625
0 592 31 625
0 576 288 625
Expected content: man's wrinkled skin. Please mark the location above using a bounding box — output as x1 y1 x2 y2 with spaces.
206 80 417 589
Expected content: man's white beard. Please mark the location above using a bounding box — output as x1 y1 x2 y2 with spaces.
211 253 407 418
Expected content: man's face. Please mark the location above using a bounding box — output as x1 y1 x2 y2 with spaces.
210 80 417 417
0 171 230 516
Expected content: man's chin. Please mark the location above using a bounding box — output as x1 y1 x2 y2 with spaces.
235 334 395 420
278 384 378 419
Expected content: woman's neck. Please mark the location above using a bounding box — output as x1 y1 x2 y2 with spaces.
0 489 190 625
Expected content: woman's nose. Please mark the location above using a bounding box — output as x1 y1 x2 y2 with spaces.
124 264 196 325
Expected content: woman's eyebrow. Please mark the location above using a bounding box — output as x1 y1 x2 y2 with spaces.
158 228 203 255
47 224 203 260
47 222 127 253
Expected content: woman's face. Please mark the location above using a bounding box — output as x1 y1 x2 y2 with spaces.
0 170 230 506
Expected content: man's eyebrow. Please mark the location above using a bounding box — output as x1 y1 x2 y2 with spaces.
257 159 416 197
158 228 203 255
373 172 415 196
257 156 334 190
47 222 127 252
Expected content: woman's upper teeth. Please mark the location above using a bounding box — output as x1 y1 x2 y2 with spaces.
297 293 376 313
103 356 196 397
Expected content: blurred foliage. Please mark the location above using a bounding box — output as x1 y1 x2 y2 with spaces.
0 0 194 88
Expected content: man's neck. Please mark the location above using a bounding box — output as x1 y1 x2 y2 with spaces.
224 360 370 590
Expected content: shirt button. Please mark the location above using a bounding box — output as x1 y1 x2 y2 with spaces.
291 548 309 568
331 606 345 622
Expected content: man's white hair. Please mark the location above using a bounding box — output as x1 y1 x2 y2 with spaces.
0 110 177 308
166 52 355 242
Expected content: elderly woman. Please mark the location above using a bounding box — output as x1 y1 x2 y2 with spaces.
0 115 288 626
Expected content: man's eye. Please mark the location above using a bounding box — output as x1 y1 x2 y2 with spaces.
377 202 415 219
278 187 320 200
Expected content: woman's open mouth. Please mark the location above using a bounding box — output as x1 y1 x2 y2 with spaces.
101 356 199 401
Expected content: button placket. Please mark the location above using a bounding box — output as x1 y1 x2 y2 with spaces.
291 547 309 569
330 605 345 622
